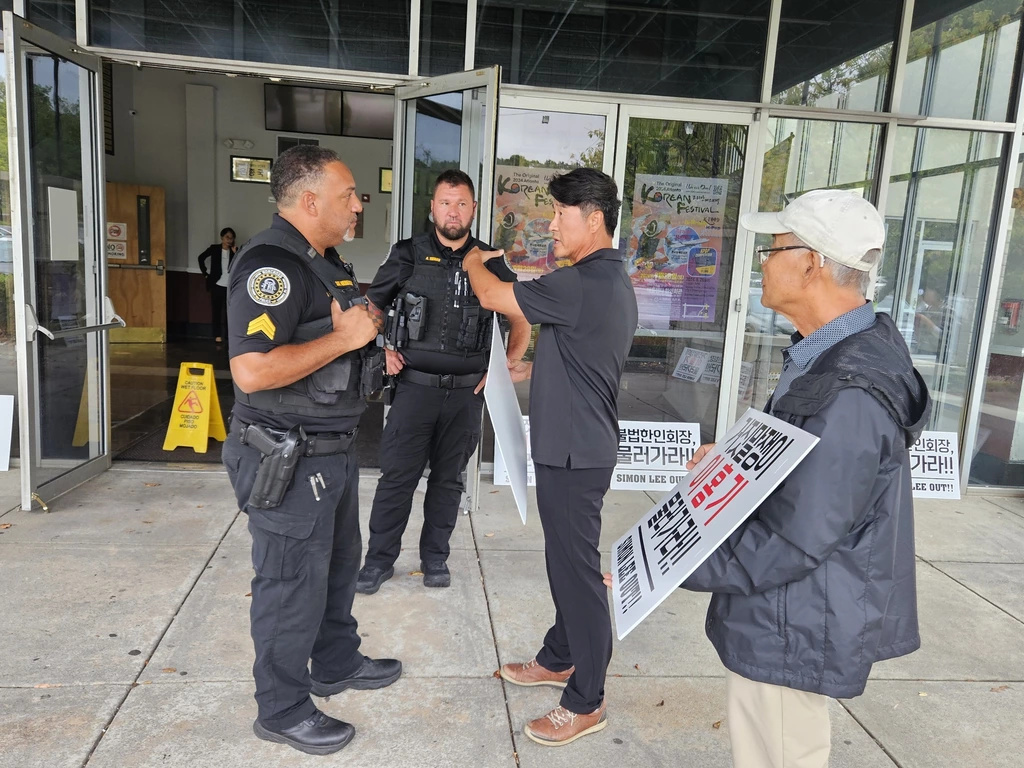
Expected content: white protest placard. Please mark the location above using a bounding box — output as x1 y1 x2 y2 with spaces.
483 315 528 523
612 422 700 490
0 395 13 471
672 347 710 382
910 431 961 499
495 419 700 492
611 409 819 640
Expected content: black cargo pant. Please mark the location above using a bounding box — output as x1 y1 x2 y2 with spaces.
534 462 614 715
363 379 482 569
223 433 364 730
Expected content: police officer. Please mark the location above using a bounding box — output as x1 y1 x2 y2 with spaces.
223 146 401 756
356 170 531 593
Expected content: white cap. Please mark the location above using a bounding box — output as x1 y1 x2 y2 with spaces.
740 189 885 272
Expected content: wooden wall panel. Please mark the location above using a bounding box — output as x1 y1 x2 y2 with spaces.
106 182 167 343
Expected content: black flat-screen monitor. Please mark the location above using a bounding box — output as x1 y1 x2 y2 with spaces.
342 91 394 140
265 84 343 136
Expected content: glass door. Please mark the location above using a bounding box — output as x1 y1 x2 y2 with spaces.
392 66 500 243
4 12 119 510
612 105 753 442
391 66 501 510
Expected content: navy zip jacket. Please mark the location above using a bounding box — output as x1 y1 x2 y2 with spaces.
685 313 932 699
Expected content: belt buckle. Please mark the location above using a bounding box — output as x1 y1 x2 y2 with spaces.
439 373 454 388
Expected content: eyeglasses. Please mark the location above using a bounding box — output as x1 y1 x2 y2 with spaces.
754 244 810 265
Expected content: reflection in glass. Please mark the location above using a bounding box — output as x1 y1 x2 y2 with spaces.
420 0 467 76
618 118 747 441
409 91 464 235
741 118 881 412
899 0 1022 122
881 127 1004 435
28 0 76 39
90 0 411 73
970 150 1024 487
476 0 770 101
0 55 17 479
772 0 899 110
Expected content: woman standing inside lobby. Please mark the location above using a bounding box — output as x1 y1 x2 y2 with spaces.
198 227 237 343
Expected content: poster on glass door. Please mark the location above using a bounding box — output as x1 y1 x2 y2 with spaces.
492 166 564 279
626 175 727 327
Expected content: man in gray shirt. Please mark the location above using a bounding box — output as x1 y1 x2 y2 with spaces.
463 168 638 747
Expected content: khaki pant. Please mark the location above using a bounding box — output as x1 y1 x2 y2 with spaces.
726 669 831 768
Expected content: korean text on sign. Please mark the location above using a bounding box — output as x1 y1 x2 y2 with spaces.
909 430 960 500
611 409 819 640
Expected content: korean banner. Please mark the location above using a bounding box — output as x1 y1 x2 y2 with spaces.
492 167 567 280
626 175 728 327
494 419 700 492
611 409 819 640
910 431 961 500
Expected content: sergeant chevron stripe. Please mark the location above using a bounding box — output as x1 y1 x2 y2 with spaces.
247 312 277 340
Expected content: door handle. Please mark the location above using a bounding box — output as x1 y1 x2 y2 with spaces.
24 297 127 340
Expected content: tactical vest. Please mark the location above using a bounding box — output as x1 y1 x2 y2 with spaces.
231 228 384 421
400 233 493 357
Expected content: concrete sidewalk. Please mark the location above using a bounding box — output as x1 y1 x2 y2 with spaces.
0 465 1022 768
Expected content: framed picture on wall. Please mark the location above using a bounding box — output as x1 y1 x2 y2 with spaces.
379 167 393 193
231 156 273 184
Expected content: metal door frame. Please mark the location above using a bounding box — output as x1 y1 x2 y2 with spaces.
4 11 115 510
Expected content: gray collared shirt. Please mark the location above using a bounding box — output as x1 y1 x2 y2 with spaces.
771 300 877 409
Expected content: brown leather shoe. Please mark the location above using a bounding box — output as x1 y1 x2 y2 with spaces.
499 658 574 689
524 702 607 746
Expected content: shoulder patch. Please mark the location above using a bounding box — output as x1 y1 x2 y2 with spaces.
247 313 277 341
247 267 291 306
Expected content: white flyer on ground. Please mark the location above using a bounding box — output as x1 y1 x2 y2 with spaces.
484 315 528 524
611 409 819 640
910 431 961 499
495 419 700 492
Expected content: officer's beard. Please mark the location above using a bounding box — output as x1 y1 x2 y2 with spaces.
436 221 472 241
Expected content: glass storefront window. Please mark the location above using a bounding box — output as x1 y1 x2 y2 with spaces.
0 53 20 512
880 127 1005 434
28 0 76 39
772 0 900 110
89 0 411 73
740 118 882 412
969 147 1024 487
899 0 1022 122
475 0 770 101
618 116 748 441
420 0 466 76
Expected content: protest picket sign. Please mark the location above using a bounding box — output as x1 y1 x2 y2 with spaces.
910 431 961 499
162 363 226 453
484 315 528 523
611 408 819 640
495 418 700 492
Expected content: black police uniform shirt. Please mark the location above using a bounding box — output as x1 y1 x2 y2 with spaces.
512 247 638 469
227 214 362 434
366 228 517 375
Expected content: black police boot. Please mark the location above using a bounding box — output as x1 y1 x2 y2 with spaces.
355 564 395 595
310 656 403 697
422 560 451 588
252 710 354 755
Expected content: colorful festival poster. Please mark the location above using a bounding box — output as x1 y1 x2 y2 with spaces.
627 175 728 324
492 166 567 279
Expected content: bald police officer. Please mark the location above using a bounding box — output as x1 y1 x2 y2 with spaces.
223 146 401 756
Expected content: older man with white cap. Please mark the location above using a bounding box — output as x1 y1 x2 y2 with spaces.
676 189 933 768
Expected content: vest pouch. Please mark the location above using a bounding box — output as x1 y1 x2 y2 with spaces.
458 306 480 351
405 293 427 341
307 357 353 405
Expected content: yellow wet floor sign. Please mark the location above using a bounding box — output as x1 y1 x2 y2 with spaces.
162 362 227 453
